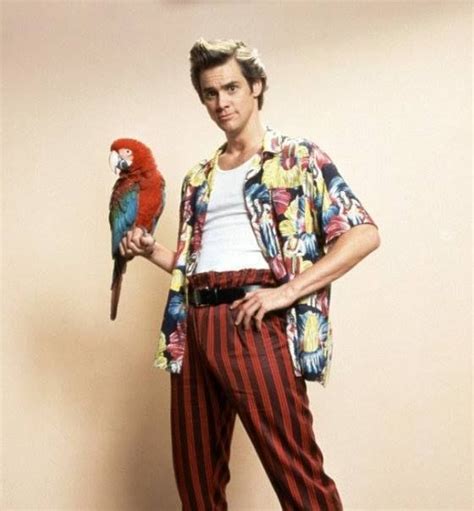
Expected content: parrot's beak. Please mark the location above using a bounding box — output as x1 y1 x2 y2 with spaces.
109 151 121 175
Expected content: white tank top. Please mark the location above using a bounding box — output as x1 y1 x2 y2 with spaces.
194 156 270 273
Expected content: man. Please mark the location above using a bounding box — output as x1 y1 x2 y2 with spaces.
121 38 380 511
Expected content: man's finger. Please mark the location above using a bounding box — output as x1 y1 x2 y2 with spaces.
234 302 255 326
234 308 245 325
230 297 245 310
131 229 143 245
255 308 266 322
126 239 139 252
234 295 259 324
120 236 131 255
254 309 266 332
141 234 155 249
230 290 254 309
233 296 252 323
242 302 262 330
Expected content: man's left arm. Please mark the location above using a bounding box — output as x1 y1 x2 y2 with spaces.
286 223 380 300
290 144 381 300
232 144 380 330
232 224 380 330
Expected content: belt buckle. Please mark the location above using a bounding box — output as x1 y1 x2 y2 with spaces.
191 287 203 307
192 286 215 307
191 285 248 306
207 286 219 305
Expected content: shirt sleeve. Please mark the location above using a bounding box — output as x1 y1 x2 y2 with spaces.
310 144 377 252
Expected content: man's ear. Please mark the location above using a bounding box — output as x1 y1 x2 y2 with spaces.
252 79 263 99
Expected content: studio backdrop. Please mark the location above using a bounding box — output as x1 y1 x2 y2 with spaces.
1 1 471 510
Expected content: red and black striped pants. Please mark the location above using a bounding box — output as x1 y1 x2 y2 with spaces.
170 268 343 511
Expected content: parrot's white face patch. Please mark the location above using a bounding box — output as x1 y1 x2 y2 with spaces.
109 149 134 175
109 150 121 175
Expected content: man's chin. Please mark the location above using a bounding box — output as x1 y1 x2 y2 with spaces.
216 120 240 135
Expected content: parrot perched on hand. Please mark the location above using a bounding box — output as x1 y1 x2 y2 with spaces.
108 138 165 320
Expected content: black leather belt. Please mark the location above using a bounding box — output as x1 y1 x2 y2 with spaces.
188 284 268 307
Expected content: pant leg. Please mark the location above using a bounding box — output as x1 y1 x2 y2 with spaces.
170 303 237 511
187 268 344 511
229 308 343 511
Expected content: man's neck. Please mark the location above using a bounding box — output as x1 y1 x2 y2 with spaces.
223 117 266 157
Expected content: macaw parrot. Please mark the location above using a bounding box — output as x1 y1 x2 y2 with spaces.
108 138 165 320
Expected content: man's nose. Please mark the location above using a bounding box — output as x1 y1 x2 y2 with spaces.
216 92 229 110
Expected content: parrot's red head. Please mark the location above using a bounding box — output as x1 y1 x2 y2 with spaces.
109 138 157 176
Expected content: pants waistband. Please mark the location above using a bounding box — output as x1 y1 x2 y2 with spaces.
188 268 277 291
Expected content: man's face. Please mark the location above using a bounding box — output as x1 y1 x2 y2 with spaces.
199 57 262 135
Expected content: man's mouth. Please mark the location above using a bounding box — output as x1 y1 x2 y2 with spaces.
219 113 234 120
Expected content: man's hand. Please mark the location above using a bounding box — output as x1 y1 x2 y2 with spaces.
119 226 156 260
229 284 297 331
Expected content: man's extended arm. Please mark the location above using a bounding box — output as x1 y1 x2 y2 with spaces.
141 241 176 275
286 223 380 302
231 223 380 329
119 227 176 275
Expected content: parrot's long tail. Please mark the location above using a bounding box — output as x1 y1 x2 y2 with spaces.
110 256 127 320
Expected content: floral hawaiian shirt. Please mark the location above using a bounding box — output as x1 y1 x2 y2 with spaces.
154 126 376 387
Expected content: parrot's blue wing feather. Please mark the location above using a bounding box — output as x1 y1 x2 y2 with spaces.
109 185 139 257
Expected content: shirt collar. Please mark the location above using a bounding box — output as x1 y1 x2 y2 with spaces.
261 125 283 155
203 125 283 170
221 124 283 155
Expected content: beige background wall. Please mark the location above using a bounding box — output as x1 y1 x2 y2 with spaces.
1 1 472 510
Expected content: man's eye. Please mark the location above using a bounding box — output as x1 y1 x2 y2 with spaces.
204 91 216 99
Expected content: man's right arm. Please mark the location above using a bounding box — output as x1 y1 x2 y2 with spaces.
119 226 176 275
142 240 176 274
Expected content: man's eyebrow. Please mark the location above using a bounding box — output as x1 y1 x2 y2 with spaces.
202 81 240 93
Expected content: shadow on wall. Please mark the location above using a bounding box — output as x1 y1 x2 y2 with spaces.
6 279 180 510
